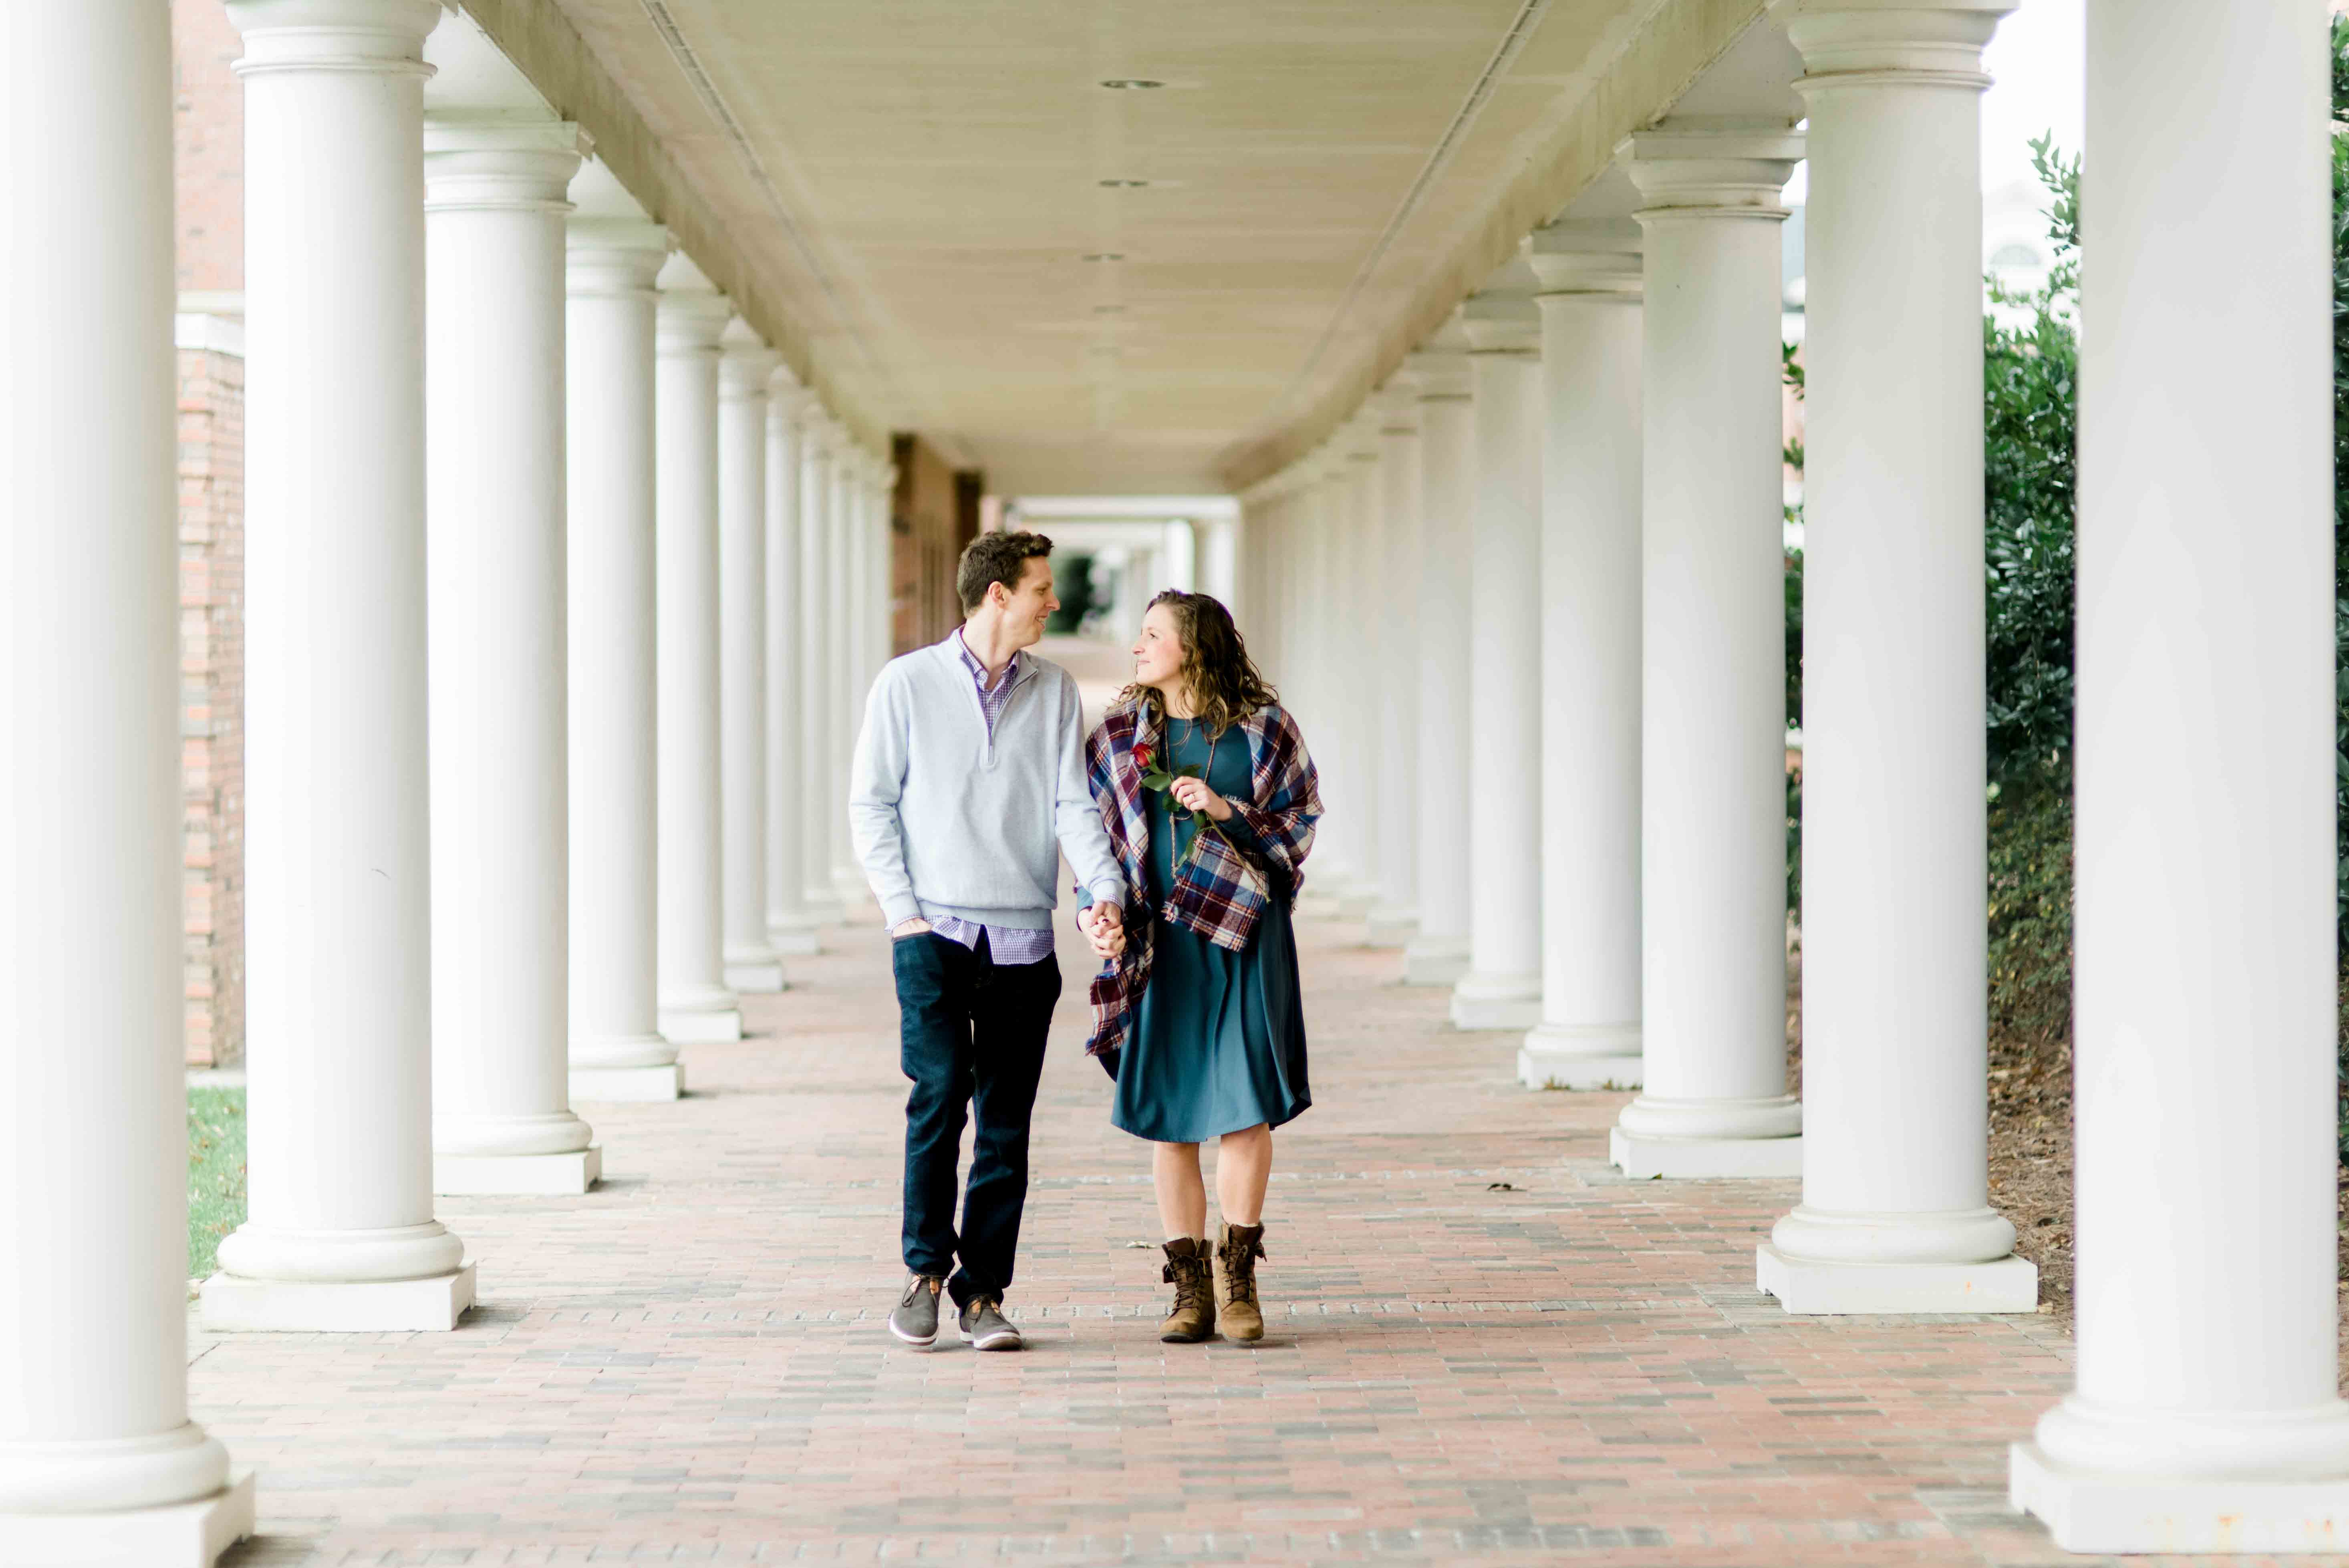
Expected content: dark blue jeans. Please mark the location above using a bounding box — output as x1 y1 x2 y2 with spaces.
892 930 1061 1307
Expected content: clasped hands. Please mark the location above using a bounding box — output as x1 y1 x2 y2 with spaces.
1081 902 1127 962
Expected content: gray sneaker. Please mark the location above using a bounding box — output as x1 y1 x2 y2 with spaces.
958 1296 1023 1351
888 1274 944 1348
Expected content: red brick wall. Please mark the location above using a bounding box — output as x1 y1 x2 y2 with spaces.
173 0 242 295
179 346 245 1067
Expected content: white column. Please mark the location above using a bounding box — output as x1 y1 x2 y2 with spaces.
1759 1 2031 1309
718 320 786 994
1520 222 1646 1092
765 374 823 956
1606 126 1803 1180
798 417 844 922
2 2 253 1553
1336 415 1385 925
1403 339 1475 986
563 208 682 1101
653 256 743 1043
2011 0 2349 1548
205 0 475 1332
1201 515 1239 611
1366 382 1423 948
828 445 867 914
1292 454 1359 915
423 121 600 1194
1450 295 1543 1030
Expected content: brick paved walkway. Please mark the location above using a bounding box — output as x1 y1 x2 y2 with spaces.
190 916 2319 1567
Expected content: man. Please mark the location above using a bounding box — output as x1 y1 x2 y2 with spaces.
849 530 1127 1351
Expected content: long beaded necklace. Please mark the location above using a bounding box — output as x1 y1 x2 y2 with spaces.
1164 715 1221 864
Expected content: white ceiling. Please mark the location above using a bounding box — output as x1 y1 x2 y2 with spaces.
537 0 1783 494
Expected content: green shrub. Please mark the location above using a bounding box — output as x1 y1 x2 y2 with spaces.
1980 137 2080 1048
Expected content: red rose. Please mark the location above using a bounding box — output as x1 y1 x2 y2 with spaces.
1132 743 1152 771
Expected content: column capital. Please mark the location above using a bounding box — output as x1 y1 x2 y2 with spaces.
768 368 812 425
1340 412 1383 463
719 318 780 396
1406 346 1473 400
566 217 667 298
1526 218 1644 297
1769 0 2011 88
1622 118 1803 220
1375 376 1422 436
655 252 730 350
1461 291 1540 355
228 0 441 73
423 119 590 211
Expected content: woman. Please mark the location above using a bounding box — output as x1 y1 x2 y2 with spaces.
1081 590 1321 1344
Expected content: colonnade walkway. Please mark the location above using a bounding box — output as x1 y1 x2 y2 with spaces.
174 914 2212 1568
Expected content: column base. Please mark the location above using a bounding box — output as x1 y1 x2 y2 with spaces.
1756 1241 2036 1313
570 1061 686 1101
658 1006 742 1043
435 1145 601 1196
1610 1125 1803 1179
1364 904 1418 948
199 1265 475 1332
767 920 823 956
1450 971 1541 1031
2011 1441 2349 1554
1519 1023 1642 1089
0 1471 255 1568
1401 938 1470 988
802 890 844 926
722 959 787 992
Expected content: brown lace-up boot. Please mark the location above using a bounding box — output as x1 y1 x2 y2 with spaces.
1215 1222 1268 1342
1159 1238 1216 1343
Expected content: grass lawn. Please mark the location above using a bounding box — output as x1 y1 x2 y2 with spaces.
187 1085 246 1280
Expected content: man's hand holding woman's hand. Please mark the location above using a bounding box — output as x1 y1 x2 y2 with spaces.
1081 902 1126 962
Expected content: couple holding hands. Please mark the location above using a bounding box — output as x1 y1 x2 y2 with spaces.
848 530 1320 1352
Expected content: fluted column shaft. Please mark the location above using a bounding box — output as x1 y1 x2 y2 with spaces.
719 324 785 994
1337 425 1385 919
423 121 598 1194
2 0 248 1545
563 212 680 1098
2011 0 2349 1547
1521 231 1646 1091
1403 350 1475 987
766 378 822 954
1760 0 2031 1308
208 0 473 1330
653 258 742 1043
1608 128 1804 1179
1450 301 1543 1030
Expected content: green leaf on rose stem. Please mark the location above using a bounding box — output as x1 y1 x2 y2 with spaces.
1140 770 1172 791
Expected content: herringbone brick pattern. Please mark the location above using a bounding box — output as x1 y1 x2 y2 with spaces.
189 916 2305 1566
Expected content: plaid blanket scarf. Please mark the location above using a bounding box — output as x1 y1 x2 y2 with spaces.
1081 698 1322 1057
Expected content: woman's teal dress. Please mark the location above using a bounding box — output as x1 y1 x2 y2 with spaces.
1111 717 1311 1143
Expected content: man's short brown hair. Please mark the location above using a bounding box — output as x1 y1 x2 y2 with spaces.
957 529 1055 614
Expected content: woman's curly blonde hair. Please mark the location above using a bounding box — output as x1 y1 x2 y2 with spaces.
1118 590 1279 736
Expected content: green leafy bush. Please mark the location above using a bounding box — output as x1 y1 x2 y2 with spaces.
1981 137 2080 1051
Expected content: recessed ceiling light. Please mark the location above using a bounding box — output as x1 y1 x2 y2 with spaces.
1082 253 1125 262
1099 178 1151 188
1099 78 1164 90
